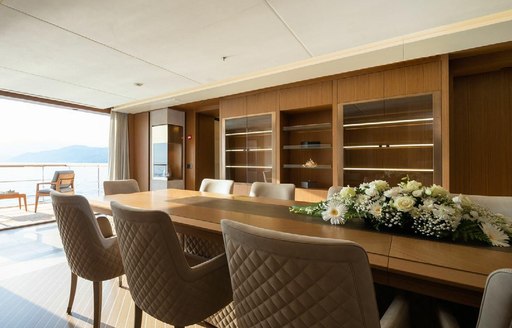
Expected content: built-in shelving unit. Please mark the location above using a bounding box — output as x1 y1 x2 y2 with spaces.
223 114 274 183
342 94 436 186
281 108 333 189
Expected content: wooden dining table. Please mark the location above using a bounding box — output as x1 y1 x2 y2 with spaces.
89 188 512 308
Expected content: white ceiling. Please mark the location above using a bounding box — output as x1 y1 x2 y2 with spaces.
1 0 512 112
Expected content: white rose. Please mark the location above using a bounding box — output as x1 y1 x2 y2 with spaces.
412 189 423 197
404 180 422 192
365 187 378 197
370 180 389 191
339 186 356 198
429 184 448 197
384 187 401 198
394 196 416 212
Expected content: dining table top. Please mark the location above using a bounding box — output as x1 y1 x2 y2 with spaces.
89 188 512 307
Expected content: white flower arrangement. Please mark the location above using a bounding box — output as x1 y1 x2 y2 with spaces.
290 179 512 247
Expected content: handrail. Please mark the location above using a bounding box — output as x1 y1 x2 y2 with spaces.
0 163 108 207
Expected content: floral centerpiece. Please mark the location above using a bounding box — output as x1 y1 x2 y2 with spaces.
290 179 512 247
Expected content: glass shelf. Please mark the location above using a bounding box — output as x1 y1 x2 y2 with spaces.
283 144 331 150
226 148 272 152
344 144 433 149
282 122 331 131
344 167 433 172
283 164 332 169
225 130 272 137
226 165 273 169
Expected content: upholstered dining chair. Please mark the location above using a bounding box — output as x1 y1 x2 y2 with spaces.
199 178 234 194
464 195 512 217
437 268 512 328
221 219 410 328
103 179 140 195
249 182 295 200
110 201 232 328
35 170 75 212
51 191 124 328
327 186 343 198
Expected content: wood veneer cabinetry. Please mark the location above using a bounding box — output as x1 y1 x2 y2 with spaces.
341 94 438 186
280 107 333 189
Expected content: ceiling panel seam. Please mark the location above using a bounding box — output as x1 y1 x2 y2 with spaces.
0 3 202 85
0 64 134 100
264 0 313 57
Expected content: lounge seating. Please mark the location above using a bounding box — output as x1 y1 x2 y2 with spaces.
111 201 232 328
199 178 234 194
103 179 140 195
249 182 295 200
35 170 75 212
221 219 410 328
51 192 124 328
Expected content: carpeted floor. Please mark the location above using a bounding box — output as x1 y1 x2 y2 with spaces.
0 202 55 231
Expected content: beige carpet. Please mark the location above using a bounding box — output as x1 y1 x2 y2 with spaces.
0 202 55 231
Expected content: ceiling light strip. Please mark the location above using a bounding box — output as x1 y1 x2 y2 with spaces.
343 118 433 128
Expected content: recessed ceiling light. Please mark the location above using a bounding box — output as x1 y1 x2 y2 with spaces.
134 82 144 87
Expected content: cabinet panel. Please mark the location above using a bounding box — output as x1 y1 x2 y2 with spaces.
247 90 278 114
338 72 384 103
279 81 332 110
220 96 246 118
385 62 442 97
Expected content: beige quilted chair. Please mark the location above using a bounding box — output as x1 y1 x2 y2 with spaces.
327 186 343 198
199 178 234 194
51 191 124 328
103 179 140 195
221 219 410 328
249 182 295 200
465 195 512 217
437 268 512 328
110 201 233 328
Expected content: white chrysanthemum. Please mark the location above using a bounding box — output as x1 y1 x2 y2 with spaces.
322 203 348 225
429 184 448 197
432 204 455 220
369 203 383 218
481 223 510 247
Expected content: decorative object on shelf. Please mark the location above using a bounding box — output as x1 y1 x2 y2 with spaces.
300 141 321 148
0 190 17 194
290 178 512 247
300 181 319 189
302 158 318 168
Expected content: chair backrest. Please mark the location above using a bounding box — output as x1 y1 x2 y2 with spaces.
221 219 381 328
327 186 343 198
50 191 123 281
199 178 234 195
103 179 140 195
51 170 75 192
249 182 295 200
111 201 231 326
466 195 512 218
476 268 512 328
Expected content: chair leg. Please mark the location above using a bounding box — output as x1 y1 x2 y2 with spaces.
66 272 78 314
134 304 142 328
93 281 102 328
118 275 122 287
34 194 39 213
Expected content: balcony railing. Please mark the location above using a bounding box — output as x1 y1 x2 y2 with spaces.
0 163 108 207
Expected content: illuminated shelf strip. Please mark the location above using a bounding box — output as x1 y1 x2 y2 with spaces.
226 148 272 152
225 130 272 136
343 118 433 128
226 165 272 169
344 143 433 149
283 164 332 169
283 144 331 150
344 167 433 172
282 123 332 131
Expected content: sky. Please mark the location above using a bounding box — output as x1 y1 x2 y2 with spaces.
0 98 110 161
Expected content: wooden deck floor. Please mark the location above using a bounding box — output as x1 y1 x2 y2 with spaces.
0 222 202 328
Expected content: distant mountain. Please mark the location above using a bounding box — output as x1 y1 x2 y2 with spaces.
8 145 108 163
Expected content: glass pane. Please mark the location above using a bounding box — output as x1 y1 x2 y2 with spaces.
152 125 168 179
